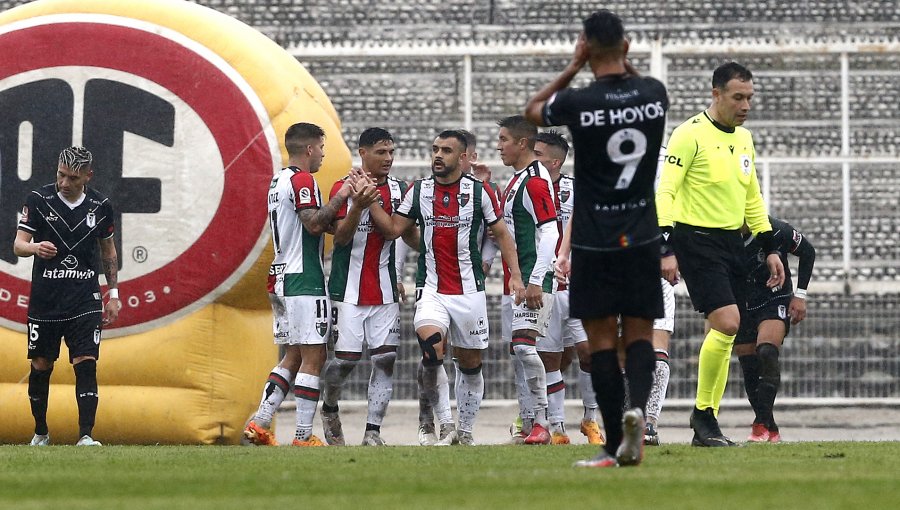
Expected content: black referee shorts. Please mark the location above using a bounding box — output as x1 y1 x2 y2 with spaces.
569 241 663 321
673 223 747 316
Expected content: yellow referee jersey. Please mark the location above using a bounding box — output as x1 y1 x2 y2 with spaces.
656 111 771 234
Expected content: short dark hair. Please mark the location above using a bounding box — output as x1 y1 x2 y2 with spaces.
58 146 93 173
712 62 753 89
285 122 325 156
436 130 468 150
456 129 477 150
534 130 569 159
497 115 537 150
583 10 625 49
358 127 393 148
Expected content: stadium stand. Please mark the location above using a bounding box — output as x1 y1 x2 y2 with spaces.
1 0 896 401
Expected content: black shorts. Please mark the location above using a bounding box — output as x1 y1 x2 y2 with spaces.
569 241 663 320
27 312 103 363
673 224 747 316
735 297 792 345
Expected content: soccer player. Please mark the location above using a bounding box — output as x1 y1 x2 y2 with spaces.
531 130 600 445
496 115 559 446
369 130 526 446
243 123 367 447
415 129 500 446
655 62 785 448
737 216 815 443
525 9 668 466
321 127 406 446
644 278 675 445
15 146 121 446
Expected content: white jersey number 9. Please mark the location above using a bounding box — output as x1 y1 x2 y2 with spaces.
607 128 648 190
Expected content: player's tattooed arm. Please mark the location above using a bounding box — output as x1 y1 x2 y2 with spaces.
300 178 359 236
99 236 121 325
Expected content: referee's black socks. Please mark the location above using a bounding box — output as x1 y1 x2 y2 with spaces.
74 360 99 438
28 365 53 435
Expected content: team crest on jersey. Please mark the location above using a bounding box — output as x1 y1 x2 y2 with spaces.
740 155 752 176
442 192 450 208
391 198 401 210
457 193 470 207
86 212 96 228
560 190 570 203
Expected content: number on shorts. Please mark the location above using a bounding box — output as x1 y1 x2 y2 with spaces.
315 298 328 320
28 323 40 342
607 128 648 190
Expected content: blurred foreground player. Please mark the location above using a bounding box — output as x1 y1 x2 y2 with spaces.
526 10 669 466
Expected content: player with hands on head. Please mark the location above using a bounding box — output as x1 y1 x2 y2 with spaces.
527 9 668 466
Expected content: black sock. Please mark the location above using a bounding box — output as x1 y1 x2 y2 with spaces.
590 349 625 456
365 423 380 432
74 360 99 438
28 365 53 435
756 343 781 429
739 354 763 423
624 340 655 415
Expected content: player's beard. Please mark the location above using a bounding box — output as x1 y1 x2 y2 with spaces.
432 160 455 178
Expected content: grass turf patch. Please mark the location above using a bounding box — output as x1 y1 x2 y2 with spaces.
2 442 897 509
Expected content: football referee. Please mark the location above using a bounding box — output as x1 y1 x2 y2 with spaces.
656 62 784 447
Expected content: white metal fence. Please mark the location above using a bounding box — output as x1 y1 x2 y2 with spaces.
293 38 900 400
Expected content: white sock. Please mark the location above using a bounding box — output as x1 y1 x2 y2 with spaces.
321 357 357 408
293 372 320 441
254 365 292 428
513 343 548 427
366 352 396 427
578 368 598 422
646 352 671 425
422 363 453 425
456 364 484 434
546 370 566 425
513 350 534 420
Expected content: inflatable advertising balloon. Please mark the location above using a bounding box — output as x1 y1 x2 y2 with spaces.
0 0 351 444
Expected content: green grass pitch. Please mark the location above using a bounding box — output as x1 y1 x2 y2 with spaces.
2 442 897 509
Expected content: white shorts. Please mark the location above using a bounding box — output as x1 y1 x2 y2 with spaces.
414 287 489 350
270 294 331 345
653 278 676 333
333 301 400 352
501 292 554 340
539 290 587 352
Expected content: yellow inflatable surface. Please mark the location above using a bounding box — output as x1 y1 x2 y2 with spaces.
0 0 350 444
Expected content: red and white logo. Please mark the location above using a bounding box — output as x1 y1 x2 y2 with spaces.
0 15 279 335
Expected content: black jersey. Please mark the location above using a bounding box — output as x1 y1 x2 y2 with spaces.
17 184 115 320
742 216 815 310
543 74 668 251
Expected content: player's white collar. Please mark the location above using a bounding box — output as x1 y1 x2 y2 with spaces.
57 191 86 209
